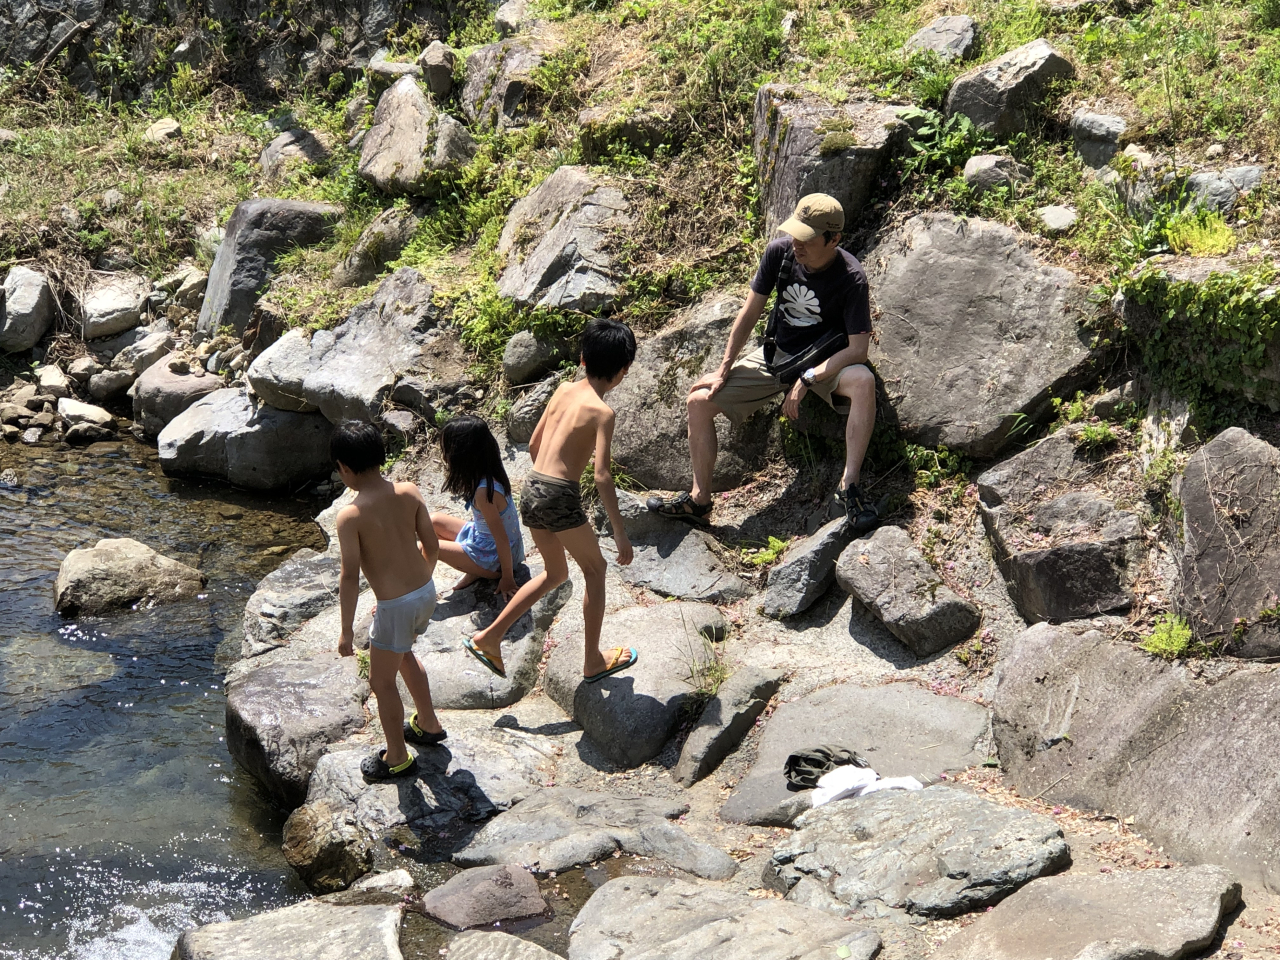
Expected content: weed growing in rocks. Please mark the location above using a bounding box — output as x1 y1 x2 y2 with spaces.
1139 613 1195 660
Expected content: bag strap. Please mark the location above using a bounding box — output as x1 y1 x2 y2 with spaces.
763 248 796 347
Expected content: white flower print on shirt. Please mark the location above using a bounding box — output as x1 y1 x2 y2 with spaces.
781 283 822 327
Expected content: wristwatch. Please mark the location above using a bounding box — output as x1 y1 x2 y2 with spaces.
801 368 818 387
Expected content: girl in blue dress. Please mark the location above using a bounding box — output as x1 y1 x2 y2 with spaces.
431 416 526 600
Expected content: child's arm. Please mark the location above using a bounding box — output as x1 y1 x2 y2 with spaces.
528 405 548 461
473 490 519 599
594 410 632 566
335 507 361 657
412 487 440 581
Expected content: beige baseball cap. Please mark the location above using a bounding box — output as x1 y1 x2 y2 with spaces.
778 193 845 241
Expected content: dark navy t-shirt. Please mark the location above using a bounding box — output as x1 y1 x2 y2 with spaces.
750 237 872 356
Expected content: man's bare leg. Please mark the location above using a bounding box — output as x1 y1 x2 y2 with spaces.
834 364 876 490
471 526 568 661
686 386 723 506
398 652 443 735
369 647 410 766
554 522 625 677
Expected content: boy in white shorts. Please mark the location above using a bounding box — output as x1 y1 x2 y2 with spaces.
333 420 447 781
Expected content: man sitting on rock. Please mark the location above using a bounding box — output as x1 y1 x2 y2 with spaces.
647 193 879 533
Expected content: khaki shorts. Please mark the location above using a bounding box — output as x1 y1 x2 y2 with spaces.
709 347 855 426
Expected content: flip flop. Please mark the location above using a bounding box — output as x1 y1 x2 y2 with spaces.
404 712 448 747
361 749 418 782
464 639 506 679
585 646 639 683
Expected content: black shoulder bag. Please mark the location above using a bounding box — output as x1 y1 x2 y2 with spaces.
762 250 849 387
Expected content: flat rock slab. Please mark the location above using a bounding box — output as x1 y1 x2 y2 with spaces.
284 730 556 890
225 654 368 809
753 84 909 238
1179 427 1280 658
420 864 547 930
496 165 632 313
933 864 1241 960
544 602 727 768
54 537 205 616
610 294 773 491
449 932 561 960
615 526 751 603
412 571 571 709
242 548 342 658
762 517 853 619
721 681 989 826
174 900 402 960
767 786 1069 919
674 666 783 787
993 622 1280 889
866 213 1093 457
158 388 333 491
569 876 881 960
835 526 981 656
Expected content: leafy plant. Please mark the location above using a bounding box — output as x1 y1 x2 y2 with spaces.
1076 422 1119 452
898 107 994 195
1139 613 1195 659
1052 392 1091 424
741 536 788 566
1166 207 1237 256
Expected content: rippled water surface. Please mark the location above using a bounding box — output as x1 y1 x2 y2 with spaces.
0 437 328 959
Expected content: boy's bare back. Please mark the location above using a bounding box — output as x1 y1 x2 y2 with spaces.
336 480 437 601
530 380 615 481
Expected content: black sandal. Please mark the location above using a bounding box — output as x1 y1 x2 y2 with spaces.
645 491 713 526
839 483 880 537
361 749 419 782
404 712 448 746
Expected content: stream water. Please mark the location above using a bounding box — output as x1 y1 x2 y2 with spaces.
0 437 328 959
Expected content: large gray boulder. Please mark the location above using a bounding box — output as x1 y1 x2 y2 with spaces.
610 295 774 491
53 537 205 616
462 37 554 132
455 787 737 880
904 15 977 60
766 787 1069 919
753 84 909 238
865 214 1093 457
993 622 1280 889
835 525 981 656
284 731 549 891
615 526 751 603
420 864 546 930
197 199 341 336
763 518 855 619
242 548 342 658
358 77 477 197
496 166 632 312
976 427 1144 623
225 655 369 808
945 39 1074 135
173 900 402 960
80 272 150 339
505 373 558 444
249 268 440 422
569 876 881 960
158 388 334 491
332 205 422 288
543 602 727 768
721 681 990 826
1179 428 1280 658
417 40 456 98
1 266 54 352
132 354 223 438
934 864 1241 960
674 666 783 787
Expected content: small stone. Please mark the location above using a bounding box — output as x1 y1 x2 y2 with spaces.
1206 143 1225 159
963 154 1031 196
418 41 457 98
21 427 42 444
102 188 125 212
420 864 547 930
68 356 103 382
1035 204 1077 235
143 118 182 143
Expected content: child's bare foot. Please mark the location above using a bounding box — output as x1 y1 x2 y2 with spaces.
451 572 479 592
584 646 638 683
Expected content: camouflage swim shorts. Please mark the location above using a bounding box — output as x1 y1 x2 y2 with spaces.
519 470 589 533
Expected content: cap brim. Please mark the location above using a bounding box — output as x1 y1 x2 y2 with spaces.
778 217 820 242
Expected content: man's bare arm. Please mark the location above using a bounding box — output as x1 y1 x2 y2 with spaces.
593 410 632 565
689 290 770 398
335 508 362 656
811 333 870 380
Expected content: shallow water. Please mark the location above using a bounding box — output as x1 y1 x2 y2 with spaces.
0 437 328 959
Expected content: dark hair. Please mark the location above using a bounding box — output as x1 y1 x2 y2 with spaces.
822 229 841 245
331 420 385 474
440 415 511 505
580 318 637 381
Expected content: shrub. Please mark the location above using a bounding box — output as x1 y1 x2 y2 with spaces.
1140 614 1194 659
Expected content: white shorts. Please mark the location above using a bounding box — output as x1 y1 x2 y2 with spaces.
368 580 436 654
